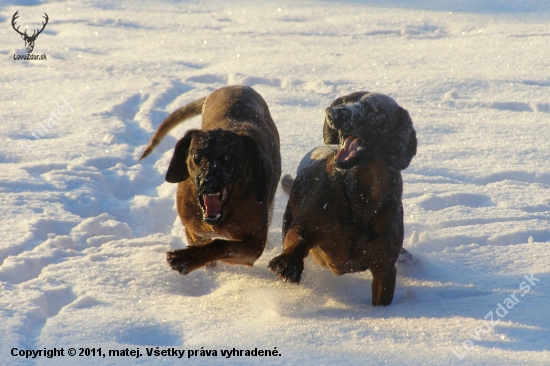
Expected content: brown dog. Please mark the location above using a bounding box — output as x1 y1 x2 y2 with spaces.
268 92 416 306
140 85 281 274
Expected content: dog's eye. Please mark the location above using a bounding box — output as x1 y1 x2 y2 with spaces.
193 153 201 164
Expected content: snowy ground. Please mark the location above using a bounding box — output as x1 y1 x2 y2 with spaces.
1 0 549 364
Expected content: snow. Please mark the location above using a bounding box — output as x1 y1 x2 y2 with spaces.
1 0 549 364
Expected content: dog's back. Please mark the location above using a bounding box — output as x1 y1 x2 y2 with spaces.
202 86 280 152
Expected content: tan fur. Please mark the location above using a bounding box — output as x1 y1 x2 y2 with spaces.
140 85 281 275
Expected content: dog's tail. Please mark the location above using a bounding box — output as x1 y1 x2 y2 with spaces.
280 174 294 195
139 96 207 161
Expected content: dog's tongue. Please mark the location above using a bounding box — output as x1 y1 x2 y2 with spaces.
203 194 222 217
336 136 362 163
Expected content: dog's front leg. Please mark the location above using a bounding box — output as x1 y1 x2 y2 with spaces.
370 264 397 306
355 236 400 306
167 237 265 275
268 226 310 283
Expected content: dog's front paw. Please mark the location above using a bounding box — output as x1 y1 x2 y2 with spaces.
268 254 304 283
167 249 196 275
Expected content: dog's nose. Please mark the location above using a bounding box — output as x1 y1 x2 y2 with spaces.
200 181 219 194
199 174 225 194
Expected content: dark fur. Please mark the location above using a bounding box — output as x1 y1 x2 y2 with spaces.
268 92 416 306
140 85 281 274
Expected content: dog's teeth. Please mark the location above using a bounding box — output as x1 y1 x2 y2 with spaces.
357 146 365 152
215 214 221 219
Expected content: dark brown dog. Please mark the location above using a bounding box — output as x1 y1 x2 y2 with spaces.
268 92 416 306
140 85 281 274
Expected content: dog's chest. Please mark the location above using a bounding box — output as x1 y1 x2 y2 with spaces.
198 226 243 241
332 169 381 223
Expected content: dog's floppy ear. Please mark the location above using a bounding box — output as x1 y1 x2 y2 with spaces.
241 135 268 203
165 129 200 183
323 119 340 145
378 107 417 170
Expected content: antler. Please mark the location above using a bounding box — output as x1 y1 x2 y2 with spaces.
33 13 49 38
11 11 49 40
11 10 26 37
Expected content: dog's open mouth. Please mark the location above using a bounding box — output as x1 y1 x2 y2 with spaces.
199 184 233 224
335 135 365 166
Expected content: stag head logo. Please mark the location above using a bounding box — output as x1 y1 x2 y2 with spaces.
12 10 49 54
